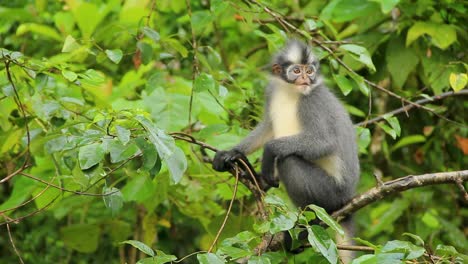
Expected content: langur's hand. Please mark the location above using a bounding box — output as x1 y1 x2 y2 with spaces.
212 149 245 172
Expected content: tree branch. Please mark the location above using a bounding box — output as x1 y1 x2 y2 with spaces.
357 89 468 126
332 170 468 221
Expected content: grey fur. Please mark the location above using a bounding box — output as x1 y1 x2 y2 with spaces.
213 40 360 213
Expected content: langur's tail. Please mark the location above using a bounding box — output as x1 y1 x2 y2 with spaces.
336 216 356 264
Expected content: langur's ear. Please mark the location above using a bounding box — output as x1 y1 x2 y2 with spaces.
272 64 282 75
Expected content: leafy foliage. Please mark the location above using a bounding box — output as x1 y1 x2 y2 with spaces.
0 0 467 263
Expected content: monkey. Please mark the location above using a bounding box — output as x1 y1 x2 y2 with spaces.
212 39 360 260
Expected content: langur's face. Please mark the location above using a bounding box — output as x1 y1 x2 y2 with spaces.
271 40 319 95
272 63 317 94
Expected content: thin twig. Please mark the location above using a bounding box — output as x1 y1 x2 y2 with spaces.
337 244 374 252
208 165 240 252
0 181 52 214
174 251 207 263
1 61 31 183
0 194 60 226
5 220 25 264
185 0 200 134
19 172 119 197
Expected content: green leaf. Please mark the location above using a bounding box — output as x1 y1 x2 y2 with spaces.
108 140 139 163
344 104 366 117
421 210 440 228
116 125 131 145
121 174 155 202
191 10 212 34
194 73 216 92
377 123 396 139
333 74 353 95
270 211 297 234
135 116 187 183
162 38 188 58
78 143 105 170
322 0 379 23
449 73 467 92
79 69 106 89
350 74 369 96
62 35 80 52
61 224 100 253
0 177 36 213
217 246 251 260
366 200 409 236
381 240 425 260
304 19 317 31
71 2 107 38
103 187 123 215
197 253 225 264
386 37 419 88
62 70 78 82
370 0 400 13
121 240 155 257
340 44 376 72
390 135 425 152
356 127 371 153
137 250 177 264
45 135 68 153
307 225 338 264
16 23 62 41
307 205 344 236
142 26 160 42
406 22 457 50
435 245 459 256
105 49 123 64
384 116 401 137
137 41 153 64
248 256 272 264
211 0 229 15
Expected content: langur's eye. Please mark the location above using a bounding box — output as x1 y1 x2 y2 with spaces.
306 69 313 74
293 68 301 74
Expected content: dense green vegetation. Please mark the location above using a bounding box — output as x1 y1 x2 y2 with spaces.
0 0 467 263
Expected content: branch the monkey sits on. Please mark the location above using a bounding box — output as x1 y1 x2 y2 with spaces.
212 39 360 261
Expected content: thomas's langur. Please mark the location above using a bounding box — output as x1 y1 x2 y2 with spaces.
212 39 360 261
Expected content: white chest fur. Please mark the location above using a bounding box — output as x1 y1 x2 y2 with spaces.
269 85 302 138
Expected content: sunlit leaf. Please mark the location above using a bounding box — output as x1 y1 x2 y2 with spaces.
121 240 155 257
142 26 160 42
449 73 467 92
340 44 376 72
103 187 123 215
390 135 425 152
135 116 187 183
333 74 353 95
307 205 344 236
197 253 225 264
78 142 105 170
62 35 80 52
406 22 457 50
105 49 123 64
62 70 78 82
194 73 216 92
307 225 338 264
16 23 62 41
370 0 400 13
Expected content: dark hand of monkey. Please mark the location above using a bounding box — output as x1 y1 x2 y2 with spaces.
212 149 245 172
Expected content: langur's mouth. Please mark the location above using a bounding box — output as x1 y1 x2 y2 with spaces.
296 84 311 94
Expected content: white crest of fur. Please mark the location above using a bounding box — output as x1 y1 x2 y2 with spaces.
285 41 302 64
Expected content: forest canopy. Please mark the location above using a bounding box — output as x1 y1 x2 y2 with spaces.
0 0 467 263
